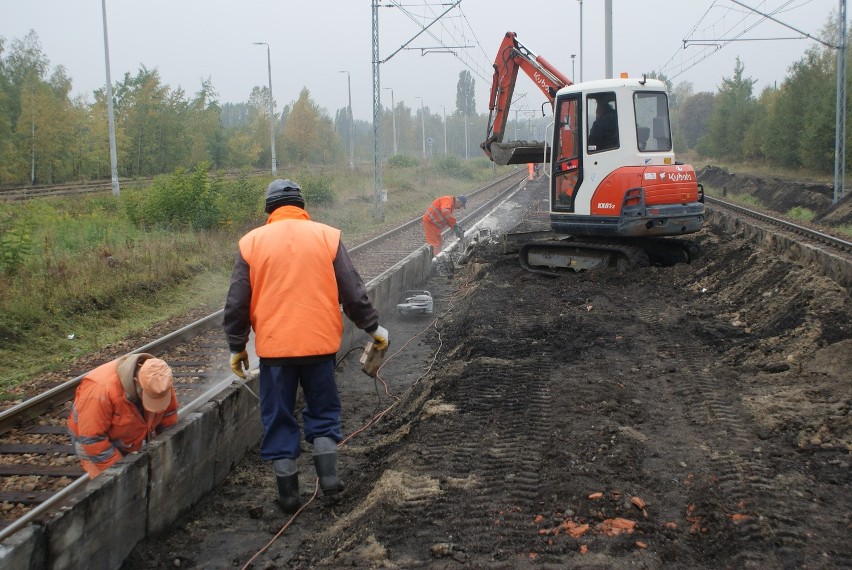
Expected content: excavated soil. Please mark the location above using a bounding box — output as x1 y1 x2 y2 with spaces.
124 178 850 569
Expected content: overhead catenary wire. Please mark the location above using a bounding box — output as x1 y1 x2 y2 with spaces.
660 0 825 81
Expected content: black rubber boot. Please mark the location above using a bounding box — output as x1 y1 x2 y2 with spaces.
313 453 345 496
275 473 301 513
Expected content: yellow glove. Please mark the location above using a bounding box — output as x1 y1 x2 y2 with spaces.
370 325 389 351
230 350 249 379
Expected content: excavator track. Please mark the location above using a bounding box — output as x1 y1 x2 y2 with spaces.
517 237 699 276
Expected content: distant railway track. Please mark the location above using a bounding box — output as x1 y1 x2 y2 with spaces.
0 168 526 539
0 169 271 201
705 194 852 256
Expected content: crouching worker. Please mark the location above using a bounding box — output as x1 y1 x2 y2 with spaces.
68 355 178 478
422 195 466 256
223 178 389 514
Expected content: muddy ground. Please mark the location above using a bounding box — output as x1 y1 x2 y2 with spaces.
123 177 850 569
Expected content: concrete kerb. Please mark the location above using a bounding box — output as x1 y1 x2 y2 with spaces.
1 239 434 570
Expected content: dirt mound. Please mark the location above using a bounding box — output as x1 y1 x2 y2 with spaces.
697 165 852 226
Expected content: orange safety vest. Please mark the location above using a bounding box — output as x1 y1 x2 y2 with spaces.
423 196 457 230
67 356 179 478
239 205 343 358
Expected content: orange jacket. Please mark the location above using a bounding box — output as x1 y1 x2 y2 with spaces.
67 354 179 478
423 196 459 230
238 206 343 358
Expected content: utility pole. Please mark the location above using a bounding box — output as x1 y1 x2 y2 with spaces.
101 0 120 196
441 105 447 154
464 115 469 160
371 0 385 220
834 0 847 203
416 96 426 159
254 42 277 175
339 70 354 169
604 0 613 79
371 0 460 217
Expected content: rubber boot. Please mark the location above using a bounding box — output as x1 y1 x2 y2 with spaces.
313 437 344 496
273 458 300 513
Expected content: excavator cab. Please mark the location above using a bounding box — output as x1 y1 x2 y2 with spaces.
546 79 704 239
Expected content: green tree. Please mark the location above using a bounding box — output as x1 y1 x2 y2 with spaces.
114 66 170 177
247 85 275 169
702 58 756 159
281 87 341 164
0 38 15 184
187 78 227 168
456 70 475 117
678 92 715 149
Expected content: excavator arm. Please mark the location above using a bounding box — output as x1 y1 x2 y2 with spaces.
481 32 572 165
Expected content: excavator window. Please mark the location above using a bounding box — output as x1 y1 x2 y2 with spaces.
554 95 581 211
587 93 619 152
634 92 672 152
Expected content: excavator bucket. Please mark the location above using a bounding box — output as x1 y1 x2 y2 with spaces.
489 141 550 166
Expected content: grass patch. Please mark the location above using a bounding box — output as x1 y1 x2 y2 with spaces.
786 206 816 222
835 225 852 238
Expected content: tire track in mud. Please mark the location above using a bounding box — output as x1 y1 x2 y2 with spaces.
303 304 557 565
412 354 554 558
633 301 809 567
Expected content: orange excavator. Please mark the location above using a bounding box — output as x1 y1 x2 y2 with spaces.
482 32 705 273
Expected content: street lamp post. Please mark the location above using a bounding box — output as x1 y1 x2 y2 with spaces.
577 0 583 82
383 87 397 156
571 54 576 82
416 96 426 160
101 0 120 196
339 70 354 169
253 42 277 174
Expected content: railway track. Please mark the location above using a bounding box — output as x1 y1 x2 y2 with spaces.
0 168 526 539
0 168 330 202
704 194 852 256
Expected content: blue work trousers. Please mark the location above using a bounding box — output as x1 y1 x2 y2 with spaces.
258 360 342 460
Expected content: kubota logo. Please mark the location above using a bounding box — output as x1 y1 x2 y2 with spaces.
533 72 548 88
668 172 693 182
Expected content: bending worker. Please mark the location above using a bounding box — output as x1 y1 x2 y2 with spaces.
68 355 178 478
423 194 467 255
223 179 389 514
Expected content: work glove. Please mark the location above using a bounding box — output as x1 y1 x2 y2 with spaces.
230 350 249 379
370 325 389 351
453 225 464 239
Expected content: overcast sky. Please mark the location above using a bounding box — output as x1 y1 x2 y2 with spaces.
1 1 839 122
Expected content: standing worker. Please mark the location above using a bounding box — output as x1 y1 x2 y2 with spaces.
68 355 178 478
423 195 467 255
223 179 389 514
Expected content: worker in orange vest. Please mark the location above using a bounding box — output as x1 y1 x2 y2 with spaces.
68 355 178 478
224 179 389 513
422 195 467 255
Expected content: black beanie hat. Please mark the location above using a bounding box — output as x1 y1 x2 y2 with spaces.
265 179 305 213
